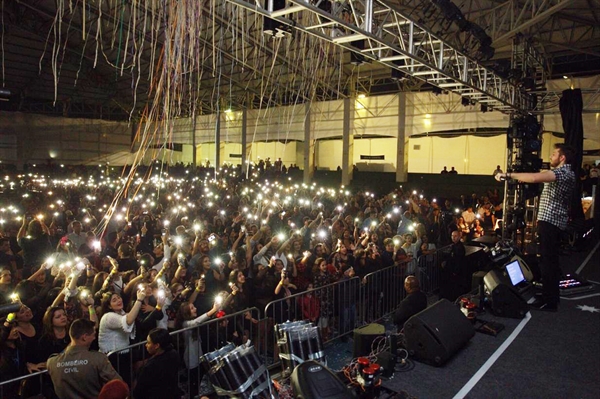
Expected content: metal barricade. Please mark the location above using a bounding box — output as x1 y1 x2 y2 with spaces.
0 308 262 398
416 248 447 295
360 264 407 325
106 307 261 399
261 277 361 366
0 248 453 398
0 370 48 399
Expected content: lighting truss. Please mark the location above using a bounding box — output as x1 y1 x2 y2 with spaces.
227 0 532 113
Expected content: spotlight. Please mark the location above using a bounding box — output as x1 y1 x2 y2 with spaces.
432 86 443 95
481 104 488 113
350 40 369 65
461 97 470 107
390 59 407 81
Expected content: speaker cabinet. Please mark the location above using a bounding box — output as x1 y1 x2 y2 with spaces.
484 269 528 319
291 360 356 399
352 323 385 358
404 299 475 366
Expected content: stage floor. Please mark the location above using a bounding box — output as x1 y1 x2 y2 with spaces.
323 232 600 399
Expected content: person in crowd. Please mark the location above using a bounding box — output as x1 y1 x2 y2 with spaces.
175 297 220 395
15 265 53 323
13 304 42 374
394 276 427 331
0 267 14 305
495 143 576 311
98 287 146 384
101 232 119 259
67 221 87 251
312 257 336 340
0 238 17 279
0 160 525 396
133 328 180 399
472 218 484 239
47 318 121 399
396 211 414 236
37 306 70 363
461 206 476 228
456 216 471 239
116 243 138 273
439 230 466 301
1 317 26 398
17 218 52 278
417 234 436 258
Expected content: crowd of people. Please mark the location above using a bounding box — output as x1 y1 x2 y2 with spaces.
0 161 505 398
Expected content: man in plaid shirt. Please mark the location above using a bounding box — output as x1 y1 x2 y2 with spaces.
495 144 576 311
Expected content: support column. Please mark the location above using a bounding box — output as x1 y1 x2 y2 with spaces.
215 109 221 174
241 108 249 179
342 97 354 186
396 92 408 183
191 113 197 167
303 101 314 184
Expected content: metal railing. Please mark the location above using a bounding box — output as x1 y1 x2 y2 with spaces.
0 370 48 399
415 249 445 295
106 307 261 398
260 276 362 365
0 247 450 396
360 264 408 325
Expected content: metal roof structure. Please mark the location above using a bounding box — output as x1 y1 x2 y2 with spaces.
0 0 598 121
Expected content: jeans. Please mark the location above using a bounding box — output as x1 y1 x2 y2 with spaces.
537 221 561 305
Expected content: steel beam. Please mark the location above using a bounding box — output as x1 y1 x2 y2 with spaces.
226 0 529 112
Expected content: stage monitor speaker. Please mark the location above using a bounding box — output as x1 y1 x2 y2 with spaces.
484 270 528 319
404 299 475 366
352 323 385 358
291 360 356 399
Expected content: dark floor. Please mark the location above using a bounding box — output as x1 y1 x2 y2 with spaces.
322 231 600 399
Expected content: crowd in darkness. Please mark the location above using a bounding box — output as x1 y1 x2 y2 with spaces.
0 161 506 398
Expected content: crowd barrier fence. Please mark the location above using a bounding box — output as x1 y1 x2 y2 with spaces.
0 246 451 397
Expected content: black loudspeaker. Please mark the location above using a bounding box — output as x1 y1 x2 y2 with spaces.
375 351 395 378
353 323 385 358
404 299 475 366
291 360 356 399
484 270 528 319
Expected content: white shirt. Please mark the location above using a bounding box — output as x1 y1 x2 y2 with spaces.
98 311 135 354
182 313 211 369
67 232 87 250
462 210 476 226
151 244 171 272
156 297 172 330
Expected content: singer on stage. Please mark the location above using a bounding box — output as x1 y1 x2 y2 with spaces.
495 144 576 311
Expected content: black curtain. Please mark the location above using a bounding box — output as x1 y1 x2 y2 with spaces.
559 89 584 220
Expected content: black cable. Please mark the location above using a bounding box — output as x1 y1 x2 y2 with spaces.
394 358 415 373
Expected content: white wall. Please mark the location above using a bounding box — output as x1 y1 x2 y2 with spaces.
194 141 298 167
407 135 508 174
2 76 598 169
